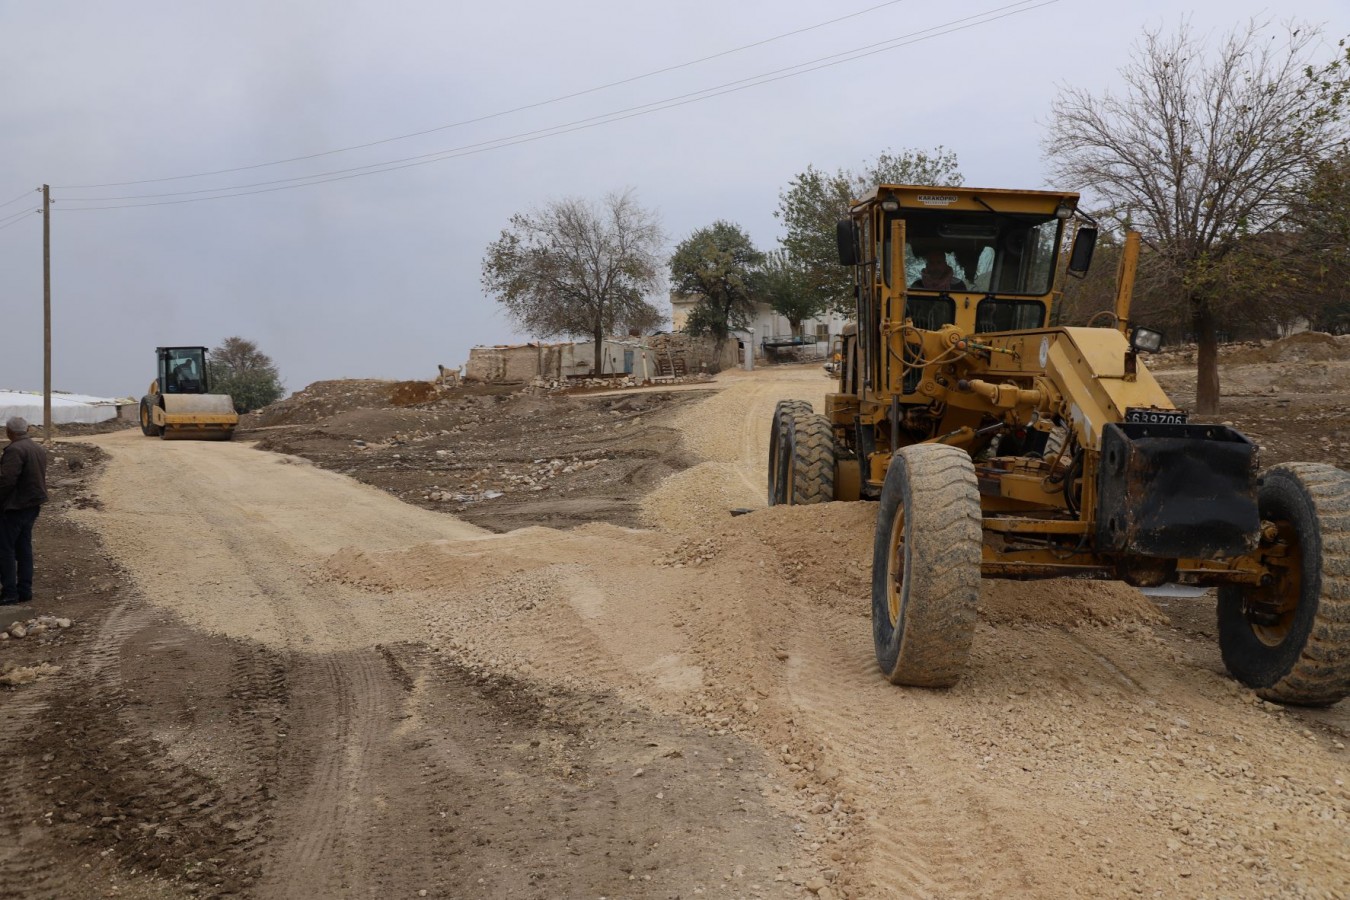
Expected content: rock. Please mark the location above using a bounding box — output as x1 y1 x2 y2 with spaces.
8 624 26 639
55 619 71 629
805 876 827 893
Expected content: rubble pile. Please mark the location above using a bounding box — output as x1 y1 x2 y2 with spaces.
1 615 73 641
0 661 61 686
423 455 610 504
523 372 714 394
1151 332 1350 368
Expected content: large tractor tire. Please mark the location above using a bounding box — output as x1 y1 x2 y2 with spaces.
767 400 814 506
872 444 982 687
1217 463 1350 706
786 413 835 505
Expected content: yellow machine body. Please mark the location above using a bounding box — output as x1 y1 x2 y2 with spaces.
139 346 238 440
816 184 1262 586
143 382 238 440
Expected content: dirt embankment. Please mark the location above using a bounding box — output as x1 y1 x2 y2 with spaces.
240 377 706 532
1151 332 1350 469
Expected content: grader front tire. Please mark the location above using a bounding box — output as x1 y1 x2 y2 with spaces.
871 444 982 687
1217 463 1350 706
767 400 813 506
787 413 835 505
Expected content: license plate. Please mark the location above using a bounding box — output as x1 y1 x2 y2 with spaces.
1125 407 1189 425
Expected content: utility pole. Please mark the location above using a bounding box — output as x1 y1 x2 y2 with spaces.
42 184 52 444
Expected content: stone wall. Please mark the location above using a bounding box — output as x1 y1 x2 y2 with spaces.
647 333 737 375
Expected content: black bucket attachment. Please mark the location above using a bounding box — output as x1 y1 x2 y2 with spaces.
1096 422 1259 560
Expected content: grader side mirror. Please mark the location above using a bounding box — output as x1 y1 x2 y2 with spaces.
1066 226 1097 278
837 219 859 266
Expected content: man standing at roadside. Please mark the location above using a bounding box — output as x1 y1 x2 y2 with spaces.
0 417 48 605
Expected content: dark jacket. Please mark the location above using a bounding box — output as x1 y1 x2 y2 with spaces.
0 435 48 511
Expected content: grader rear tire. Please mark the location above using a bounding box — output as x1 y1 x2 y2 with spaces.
1217 463 1350 706
787 413 835 504
871 444 982 687
767 400 813 506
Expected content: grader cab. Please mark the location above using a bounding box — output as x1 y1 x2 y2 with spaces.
767 184 1349 705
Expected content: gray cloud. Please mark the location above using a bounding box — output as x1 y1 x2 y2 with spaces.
1 0 1345 397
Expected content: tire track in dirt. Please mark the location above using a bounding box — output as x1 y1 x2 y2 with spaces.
258 651 390 897
2 601 274 899
780 611 996 899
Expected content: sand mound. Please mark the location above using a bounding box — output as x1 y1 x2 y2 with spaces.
321 524 672 594
982 578 1166 626
665 502 1165 626
243 379 397 428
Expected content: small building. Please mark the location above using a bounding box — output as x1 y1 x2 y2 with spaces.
466 338 659 383
668 292 849 360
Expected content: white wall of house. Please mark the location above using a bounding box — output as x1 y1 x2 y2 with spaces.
670 293 848 357
570 340 657 378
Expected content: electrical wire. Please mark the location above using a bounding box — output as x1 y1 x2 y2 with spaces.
62 1 1044 203
54 0 912 190
0 189 38 212
0 209 37 233
0 204 36 225
54 0 1056 211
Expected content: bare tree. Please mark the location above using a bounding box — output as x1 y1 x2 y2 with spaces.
481 189 665 375
1046 20 1349 412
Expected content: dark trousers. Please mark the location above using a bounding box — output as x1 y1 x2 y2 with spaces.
0 506 41 601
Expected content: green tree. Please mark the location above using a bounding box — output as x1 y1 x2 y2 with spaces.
481 189 665 375
756 250 830 337
669 221 763 351
1046 21 1349 412
776 147 963 312
208 336 284 413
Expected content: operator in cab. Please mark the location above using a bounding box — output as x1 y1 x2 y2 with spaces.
911 250 966 291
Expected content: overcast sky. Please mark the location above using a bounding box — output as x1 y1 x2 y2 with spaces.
2 0 1347 398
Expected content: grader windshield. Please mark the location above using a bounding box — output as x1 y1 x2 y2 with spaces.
836 185 1087 400
887 210 1062 296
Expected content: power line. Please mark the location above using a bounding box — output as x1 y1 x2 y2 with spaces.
54 0 911 190
0 208 37 233
0 188 38 212
55 0 1057 211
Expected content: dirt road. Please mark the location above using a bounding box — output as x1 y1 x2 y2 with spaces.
2 364 1347 898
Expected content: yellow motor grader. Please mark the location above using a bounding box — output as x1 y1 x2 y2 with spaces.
767 184 1349 705
139 346 238 440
